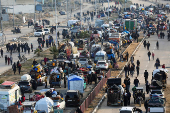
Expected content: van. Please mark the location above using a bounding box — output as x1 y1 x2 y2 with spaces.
0 81 21 111
65 90 81 107
94 50 108 63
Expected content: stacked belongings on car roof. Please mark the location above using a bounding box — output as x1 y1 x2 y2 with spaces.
30 64 44 85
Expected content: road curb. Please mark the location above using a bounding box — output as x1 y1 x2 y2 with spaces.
92 93 107 113
117 36 146 78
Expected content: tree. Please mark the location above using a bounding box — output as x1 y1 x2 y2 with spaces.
50 46 59 59
34 48 42 57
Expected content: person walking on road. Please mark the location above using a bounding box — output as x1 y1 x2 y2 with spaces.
144 100 149 113
57 31 60 39
156 41 159 50
126 52 129 61
147 51 151 61
1 48 3 58
146 81 150 94
147 41 150 50
130 65 134 77
144 70 149 83
136 65 140 76
130 55 134 64
152 52 155 60
12 62 16 74
31 43 33 52
134 77 140 87
10 56 13 65
7 57 10 65
137 60 140 66
124 92 128 106
124 76 130 91
124 65 128 77
155 61 160 69
143 40 146 48
18 63 22 74
127 90 131 105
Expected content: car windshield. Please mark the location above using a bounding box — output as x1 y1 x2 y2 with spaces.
19 82 29 85
95 56 104 61
98 62 106 64
79 59 86 61
66 92 78 98
120 111 132 113
36 30 42 32
151 91 162 94
44 29 48 31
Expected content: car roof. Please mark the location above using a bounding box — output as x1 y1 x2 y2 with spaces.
67 90 78 92
136 87 143 90
97 60 106 62
120 107 133 111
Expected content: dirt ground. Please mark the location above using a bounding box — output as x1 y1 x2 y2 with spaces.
165 85 170 112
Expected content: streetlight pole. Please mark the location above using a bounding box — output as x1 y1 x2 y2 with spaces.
13 0 15 28
95 0 96 21
108 0 109 20
34 0 36 24
66 0 68 26
80 0 82 28
55 0 58 49
0 0 3 45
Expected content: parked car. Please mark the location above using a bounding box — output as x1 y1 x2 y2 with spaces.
96 60 109 70
65 90 81 107
150 89 164 99
34 29 45 37
18 81 33 93
44 28 50 35
59 11 66 15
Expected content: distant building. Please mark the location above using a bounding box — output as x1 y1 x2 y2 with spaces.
1 0 43 14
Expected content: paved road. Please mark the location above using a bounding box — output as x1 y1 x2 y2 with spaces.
97 0 170 112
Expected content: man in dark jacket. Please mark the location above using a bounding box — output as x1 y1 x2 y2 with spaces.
136 65 140 76
124 76 130 91
144 100 149 113
147 51 151 61
147 41 150 50
1 48 3 58
143 40 146 48
124 65 128 77
127 90 131 105
134 77 140 87
144 70 149 82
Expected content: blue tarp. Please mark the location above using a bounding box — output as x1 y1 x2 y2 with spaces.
36 4 42 11
68 75 84 93
123 30 130 34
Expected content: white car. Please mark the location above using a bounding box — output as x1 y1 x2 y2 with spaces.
96 60 109 70
79 58 88 65
150 89 164 99
53 98 65 109
44 28 50 35
34 29 45 37
119 107 142 113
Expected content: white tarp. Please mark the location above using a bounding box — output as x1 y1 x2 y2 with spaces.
70 80 84 93
50 67 59 74
35 97 54 113
21 74 31 81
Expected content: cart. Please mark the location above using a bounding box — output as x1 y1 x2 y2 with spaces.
133 87 145 106
49 73 61 88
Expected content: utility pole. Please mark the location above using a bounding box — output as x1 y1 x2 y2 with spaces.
108 0 109 20
55 0 58 49
34 0 36 24
66 0 68 26
13 0 15 28
80 0 82 28
95 0 96 21
0 0 3 45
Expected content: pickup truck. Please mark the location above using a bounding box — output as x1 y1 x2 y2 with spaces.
34 29 45 37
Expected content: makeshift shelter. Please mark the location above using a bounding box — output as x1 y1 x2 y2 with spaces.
35 97 54 113
68 75 84 93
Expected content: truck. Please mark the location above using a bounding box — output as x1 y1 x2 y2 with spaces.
106 78 124 106
124 19 137 31
0 81 21 112
34 29 45 37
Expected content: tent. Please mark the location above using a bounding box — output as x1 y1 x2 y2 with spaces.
68 75 84 94
35 97 54 113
